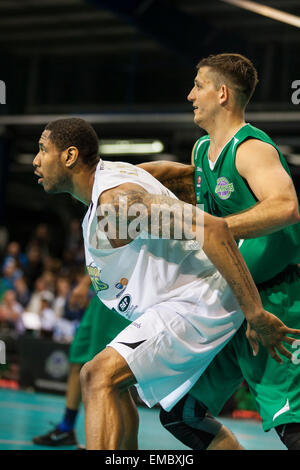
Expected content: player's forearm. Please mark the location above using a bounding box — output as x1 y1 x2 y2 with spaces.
138 161 194 183
225 198 300 240
202 219 264 320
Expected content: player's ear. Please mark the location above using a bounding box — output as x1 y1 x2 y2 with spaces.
64 146 79 169
219 84 229 105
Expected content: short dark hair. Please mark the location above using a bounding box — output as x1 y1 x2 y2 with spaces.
45 118 100 166
197 53 259 107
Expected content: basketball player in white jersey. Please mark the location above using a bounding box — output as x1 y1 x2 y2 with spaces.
33 118 300 450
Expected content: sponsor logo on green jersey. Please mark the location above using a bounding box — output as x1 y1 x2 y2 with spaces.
215 177 234 200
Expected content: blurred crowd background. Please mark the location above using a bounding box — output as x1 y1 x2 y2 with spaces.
0 220 89 344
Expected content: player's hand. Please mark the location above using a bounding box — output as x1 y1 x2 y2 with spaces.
246 311 300 363
69 284 90 310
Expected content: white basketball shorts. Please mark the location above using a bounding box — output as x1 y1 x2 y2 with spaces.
107 299 243 411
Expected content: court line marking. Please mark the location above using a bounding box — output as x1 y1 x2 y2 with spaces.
0 439 35 446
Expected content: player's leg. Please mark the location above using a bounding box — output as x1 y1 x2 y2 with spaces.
159 329 245 450
207 425 243 450
160 394 243 450
80 299 242 450
63 297 131 444
163 268 300 451
32 361 82 446
65 363 82 410
33 296 130 447
80 346 137 449
31 294 97 448
115 389 139 449
242 266 300 449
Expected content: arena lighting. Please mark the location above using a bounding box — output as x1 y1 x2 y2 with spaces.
99 139 164 155
220 0 300 28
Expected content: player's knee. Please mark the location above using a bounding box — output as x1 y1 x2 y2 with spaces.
80 360 92 390
160 394 222 450
80 349 115 394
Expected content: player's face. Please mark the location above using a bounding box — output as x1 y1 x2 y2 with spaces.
33 130 68 193
187 67 220 128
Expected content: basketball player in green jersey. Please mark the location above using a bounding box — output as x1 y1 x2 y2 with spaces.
145 53 300 450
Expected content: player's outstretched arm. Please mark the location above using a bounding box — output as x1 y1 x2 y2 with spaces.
138 161 196 204
138 161 194 182
201 212 300 363
99 184 300 362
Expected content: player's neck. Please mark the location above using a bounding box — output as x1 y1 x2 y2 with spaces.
69 164 97 206
206 112 245 161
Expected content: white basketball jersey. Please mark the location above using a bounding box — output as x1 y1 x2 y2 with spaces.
82 160 243 336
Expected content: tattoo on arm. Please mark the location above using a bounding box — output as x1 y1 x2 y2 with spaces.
162 179 196 205
219 238 260 311
98 190 202 243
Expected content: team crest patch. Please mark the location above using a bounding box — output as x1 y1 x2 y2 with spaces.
87 263 109 293
215 177 234 200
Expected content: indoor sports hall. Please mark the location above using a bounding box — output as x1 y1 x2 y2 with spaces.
0 0 299 452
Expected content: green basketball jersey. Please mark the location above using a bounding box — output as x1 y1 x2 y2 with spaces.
194 123 291 213
193 123 300 281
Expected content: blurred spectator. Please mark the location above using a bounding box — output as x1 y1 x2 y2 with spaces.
53 318 77 344
65 219 82 254
53 277 71 318
23 245 43 291
41 270 56 294
39 291 56 339
0 290 24 334
0 221 93 346
1 259 22 291
25 276 47 315
14 276 31 308
43 255 62 275
0 226 8 257
64 292 87 324
27 224 52 259
64 219 85 265
2 241 27 270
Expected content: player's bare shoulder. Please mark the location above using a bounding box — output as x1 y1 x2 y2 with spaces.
235 138 280 177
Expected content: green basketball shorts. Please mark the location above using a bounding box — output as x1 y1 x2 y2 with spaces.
69 295 130 364
189 265 300 431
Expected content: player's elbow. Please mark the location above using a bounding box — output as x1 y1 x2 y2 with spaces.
284 200 300 225
205 216 229 239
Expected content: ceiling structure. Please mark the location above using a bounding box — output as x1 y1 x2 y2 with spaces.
0 0 299 114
